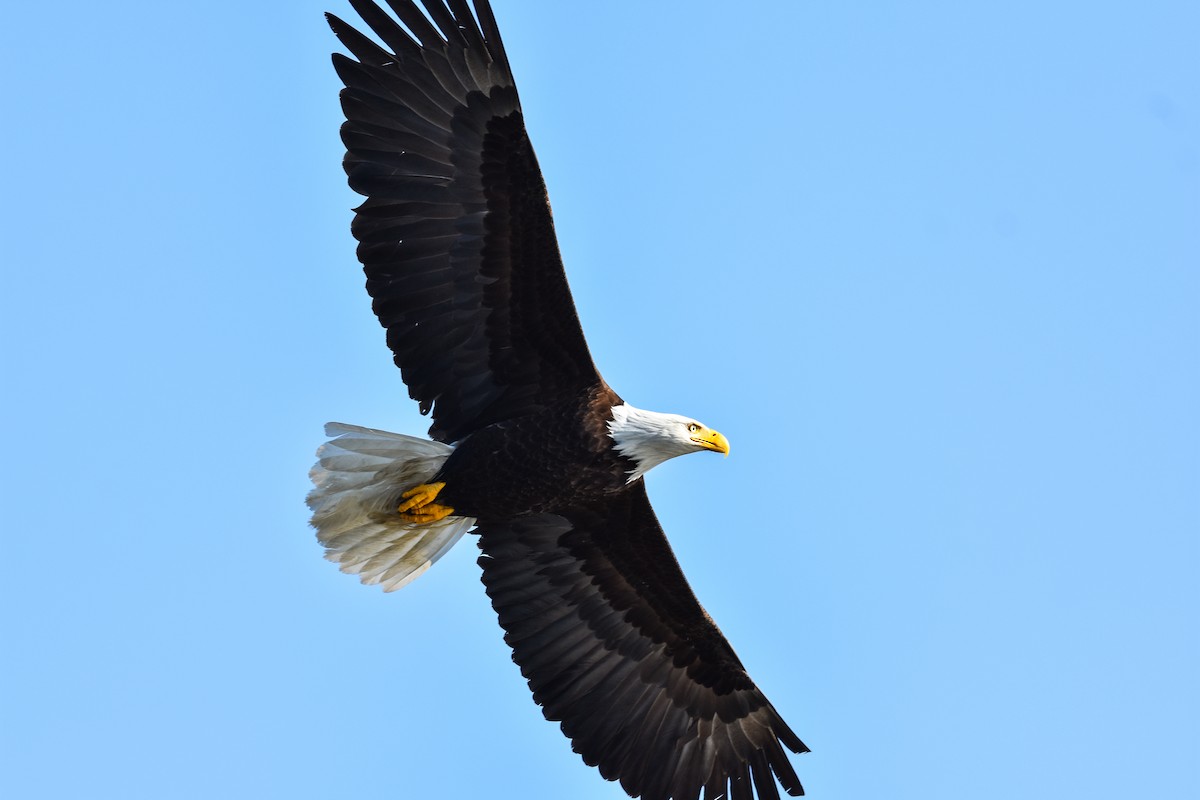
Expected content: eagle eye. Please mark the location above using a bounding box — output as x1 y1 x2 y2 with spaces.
687 423 701 433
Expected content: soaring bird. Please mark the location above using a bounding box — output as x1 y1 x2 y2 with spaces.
308 2 808 798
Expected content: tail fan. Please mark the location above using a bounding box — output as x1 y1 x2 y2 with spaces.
307 423 475 592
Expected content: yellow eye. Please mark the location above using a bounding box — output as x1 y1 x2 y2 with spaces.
687 423 700 433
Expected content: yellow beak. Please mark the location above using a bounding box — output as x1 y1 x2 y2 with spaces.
691 428 730 457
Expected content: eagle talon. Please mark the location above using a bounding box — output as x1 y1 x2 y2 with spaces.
399 503 455 524
397 482 453 523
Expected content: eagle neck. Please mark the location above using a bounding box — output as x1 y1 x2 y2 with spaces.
606 403 688 483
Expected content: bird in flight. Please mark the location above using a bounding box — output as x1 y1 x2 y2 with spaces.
308 2 808 798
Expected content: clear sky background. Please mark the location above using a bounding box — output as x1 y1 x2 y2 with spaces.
2 1 1196 798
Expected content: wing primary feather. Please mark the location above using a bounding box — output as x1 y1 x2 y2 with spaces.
722 716 756 762
671 736 716 800
326 12 399 66
416 0 468 47
470 0 512 78
445 0 487 56
382 0 447 49
750 748 783 800
730 763 754 800
703 769 728 800
346 64 455 128
346 0 421 56
336 86 451 146
442 34 490 99
341 4 465 117
770 707 810 755
763 735 805 796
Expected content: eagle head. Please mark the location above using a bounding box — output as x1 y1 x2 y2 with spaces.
607 403 730 482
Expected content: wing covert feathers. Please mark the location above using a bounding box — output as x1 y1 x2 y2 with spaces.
331 0 600 444
477 484 808 800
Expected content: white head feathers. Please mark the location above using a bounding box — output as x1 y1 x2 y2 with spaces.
607 403 727 482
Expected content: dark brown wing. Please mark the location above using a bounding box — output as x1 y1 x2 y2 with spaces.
328 0 600 443
477 482 808 800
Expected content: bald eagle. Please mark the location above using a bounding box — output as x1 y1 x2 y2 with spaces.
307 2 808 798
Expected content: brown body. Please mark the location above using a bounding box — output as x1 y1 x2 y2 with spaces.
437 385 631 519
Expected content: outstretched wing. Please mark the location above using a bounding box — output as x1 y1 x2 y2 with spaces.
329 0 600 443
477 482 808 800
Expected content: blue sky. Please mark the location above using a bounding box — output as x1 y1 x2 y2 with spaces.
2 1 1196 798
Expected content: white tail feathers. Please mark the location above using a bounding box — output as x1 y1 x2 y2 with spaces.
307 423 476 592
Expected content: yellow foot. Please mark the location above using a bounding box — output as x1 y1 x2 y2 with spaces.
399 502 455 524
397 482 454 523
